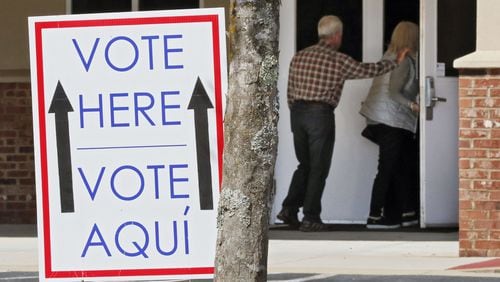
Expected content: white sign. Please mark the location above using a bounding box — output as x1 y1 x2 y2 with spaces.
28 8 226 281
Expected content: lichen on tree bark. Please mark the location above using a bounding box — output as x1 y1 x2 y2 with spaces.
215 1 280 281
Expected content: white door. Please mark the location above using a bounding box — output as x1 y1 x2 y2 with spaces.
420 0 463 227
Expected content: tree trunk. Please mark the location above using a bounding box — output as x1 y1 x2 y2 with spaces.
215 1 280 281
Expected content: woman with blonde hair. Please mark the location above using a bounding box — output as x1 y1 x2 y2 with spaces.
359 21 420 229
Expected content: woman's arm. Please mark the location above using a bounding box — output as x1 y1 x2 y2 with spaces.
388 57 418 112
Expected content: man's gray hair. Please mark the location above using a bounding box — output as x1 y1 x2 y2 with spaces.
318 15 343 39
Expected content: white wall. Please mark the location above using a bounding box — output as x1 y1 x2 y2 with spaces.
477 0 500 51
272 0 384 223
454 0 500 68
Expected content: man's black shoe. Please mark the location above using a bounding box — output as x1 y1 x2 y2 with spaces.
277 209 300 228
299 220 329 232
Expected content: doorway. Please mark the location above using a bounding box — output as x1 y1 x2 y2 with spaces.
273 0 476 226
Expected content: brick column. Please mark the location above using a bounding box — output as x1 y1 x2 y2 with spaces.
457 69 500 257
0 82 36 224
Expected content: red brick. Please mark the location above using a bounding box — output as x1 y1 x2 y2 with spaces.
459 159 472 169
491 231 500 240
471 159 500 169
475 78 500 88
459 140 472 148
473 201 498 210
475 240 500 250
491 129 500 138
459 98 473 108
6 155 28 162
5 138 15 146
461 190 490 201
474 180 500 190
459 129 489 138
459 231 468 240
492 171 500 179
460 219 474 229
0 163 16 170
0 130 17 138
487 108 500 118
459 78 473 88
471 119 497 129
0 179 16 185
459 230 490 240
473 139 500 149
6 171 29 178
19 179 34 186
459 200 473 210
459 180 472 189
460 210 489 220
486 150 500 158
460 249 488 257
460 108 488 119
491 88 500 96
459 239 473 249
0 83 17 91
491 211 500 220
459 149 487 158
490 191 500 201
18 146 33 154
0 147 16 154
458 88 473 99
459 170 488 179
473 220 499 230
474 97 500 108
459 119 472 128
0 82 36 224
486 249 500 257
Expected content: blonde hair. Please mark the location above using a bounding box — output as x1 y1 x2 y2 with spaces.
388 21 419 55
318 15 343 39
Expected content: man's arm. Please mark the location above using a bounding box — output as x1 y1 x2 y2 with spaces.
342 48 410 80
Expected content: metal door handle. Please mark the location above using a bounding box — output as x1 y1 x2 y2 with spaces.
431 97 447 102
425 76 446 120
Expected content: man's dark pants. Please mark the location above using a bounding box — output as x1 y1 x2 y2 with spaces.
281 101 335 222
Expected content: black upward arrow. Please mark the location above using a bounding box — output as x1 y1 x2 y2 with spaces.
48 81 75 213
187 77 214 210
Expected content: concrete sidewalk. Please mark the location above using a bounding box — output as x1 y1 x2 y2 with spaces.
1 224 499 280
268 225 500 278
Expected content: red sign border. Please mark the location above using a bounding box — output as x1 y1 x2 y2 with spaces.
34 13 224 279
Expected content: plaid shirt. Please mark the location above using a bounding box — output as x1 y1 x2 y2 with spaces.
287 41 398 108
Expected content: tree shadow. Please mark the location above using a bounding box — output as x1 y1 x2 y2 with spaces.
269 224 458 242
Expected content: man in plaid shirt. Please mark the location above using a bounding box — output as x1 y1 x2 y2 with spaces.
278 15 409 232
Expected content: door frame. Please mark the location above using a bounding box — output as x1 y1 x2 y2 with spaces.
419 0 460 228
419 0 434 229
